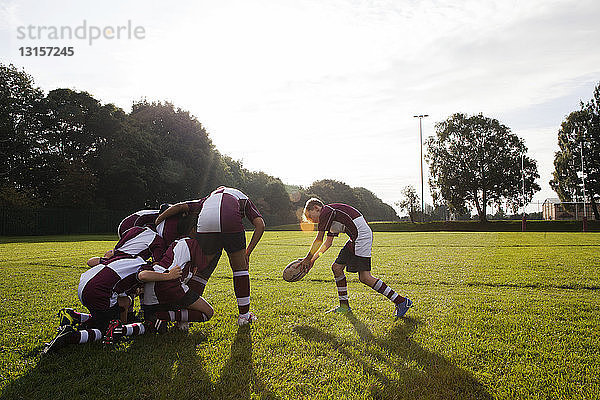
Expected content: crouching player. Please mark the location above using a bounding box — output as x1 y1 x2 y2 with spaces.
137 235 215 333
300 198 412 318
44 252 176 353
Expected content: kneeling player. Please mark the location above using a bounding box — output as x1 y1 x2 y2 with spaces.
138 235 214 332
300 198 412 317
44 252 176 353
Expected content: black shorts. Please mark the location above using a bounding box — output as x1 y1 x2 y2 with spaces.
335 241 371 273
86 304 120 332
142 289 201 320
196 232 246 255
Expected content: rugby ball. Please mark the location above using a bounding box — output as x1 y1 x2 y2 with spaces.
282 258 307 282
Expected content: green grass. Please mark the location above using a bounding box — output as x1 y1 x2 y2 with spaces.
1 232 599 399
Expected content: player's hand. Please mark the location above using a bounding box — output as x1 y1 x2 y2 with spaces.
300 257 313 272
167 265 182 280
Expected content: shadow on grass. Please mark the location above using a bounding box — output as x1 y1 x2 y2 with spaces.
0 326 279 400
213 324 281 400
294 315 492 400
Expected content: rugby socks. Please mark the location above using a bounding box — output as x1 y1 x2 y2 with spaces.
233 270 251 316
372 279 406 304
119 322 146 336
188 275 208 296
335 274 350 307
155 309 210 322
69 329 103 344
74 311 92 323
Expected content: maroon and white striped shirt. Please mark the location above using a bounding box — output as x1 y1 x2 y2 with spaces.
114 226 166 261
117 210 159 238
318 203 373 257
192 187 262 233
78 254 148 311
141 238 207 306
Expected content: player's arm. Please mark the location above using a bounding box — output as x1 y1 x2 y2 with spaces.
301 230 325 268
137 265 182 282
310 235 334 264
117 295 132 323
155 202 189 225
245 217 265 264
87 257 101 267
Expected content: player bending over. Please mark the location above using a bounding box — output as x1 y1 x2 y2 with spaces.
300 198 412 317
156 186 265 325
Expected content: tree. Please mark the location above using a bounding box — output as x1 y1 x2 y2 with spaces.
35 89 123 207
395 185 421 223
426 113 540 222
550 83 600 219
0 63 45 205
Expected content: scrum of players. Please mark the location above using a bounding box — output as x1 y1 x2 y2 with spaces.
44 186 266 353
44 186 413 353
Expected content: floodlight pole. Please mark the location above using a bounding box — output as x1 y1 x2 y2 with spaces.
581 132 587 231
414 114 429 222
521 151 526 232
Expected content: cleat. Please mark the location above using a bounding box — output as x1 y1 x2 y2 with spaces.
395 298 413 318
57 308 76 327
143 318 168 334
154 319 168 334
103 320 124 345
237 312 257 326
43 325 75 354
176 322 190 332
325 305 352 314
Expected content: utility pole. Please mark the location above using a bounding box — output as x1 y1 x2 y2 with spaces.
521 151 526 232
414 114 429 222
581 130 588 231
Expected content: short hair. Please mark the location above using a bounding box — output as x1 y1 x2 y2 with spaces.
303 197 324 220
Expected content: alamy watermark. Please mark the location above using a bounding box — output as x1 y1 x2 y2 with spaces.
16 20 146 46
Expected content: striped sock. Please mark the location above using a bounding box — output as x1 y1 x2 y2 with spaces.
74 311 91 323
155 309 210 322
335 274 350 307
233 270 250 315
188 275 208 296
121 322 146 336
70 329 103 344
372 279 406 304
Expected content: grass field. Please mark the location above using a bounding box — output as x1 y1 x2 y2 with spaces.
1 232 599 399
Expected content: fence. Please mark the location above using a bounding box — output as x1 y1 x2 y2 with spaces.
0 208 129 236
0 208 294 236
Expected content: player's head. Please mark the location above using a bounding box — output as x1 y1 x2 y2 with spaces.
303 198 324 223
177 212 198 237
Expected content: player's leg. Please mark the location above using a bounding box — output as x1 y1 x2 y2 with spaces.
332 262 350 309
222 232 255 325
43 325 104 353
229 248 255 324
358 270 412 318
327 241 352 313
188 250 222 296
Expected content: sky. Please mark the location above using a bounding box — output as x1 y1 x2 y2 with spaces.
1 0 599 215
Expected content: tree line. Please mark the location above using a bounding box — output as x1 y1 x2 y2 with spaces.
0 63 399 225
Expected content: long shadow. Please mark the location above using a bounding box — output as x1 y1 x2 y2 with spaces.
294 314 492 400
213 325 281 400
1 328 231 400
